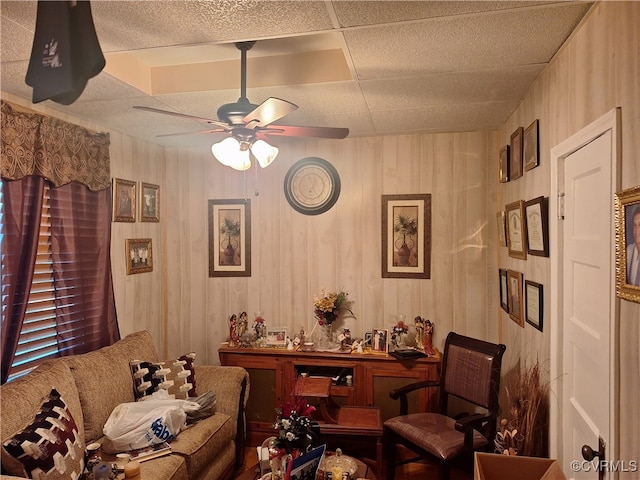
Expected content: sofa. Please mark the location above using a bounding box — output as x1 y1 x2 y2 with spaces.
0 330 249 480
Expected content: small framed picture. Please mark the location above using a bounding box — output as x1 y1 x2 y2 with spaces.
266 328 288 348
497 211 508 247
499 145 510 183
140 182 159 222
499 268 509 313
371 328 389 355
363 331 373 350
525 280 543 332
524 119 539 171
524 196 549 257
614 185 640 303
125 238 153 274
113 178 136 222
506 200 527 260
507 270 524 327
509 127 524 181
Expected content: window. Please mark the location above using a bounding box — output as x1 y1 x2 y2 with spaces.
2 183 59 382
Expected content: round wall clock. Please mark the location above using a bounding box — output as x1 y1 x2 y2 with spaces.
284 157 341 215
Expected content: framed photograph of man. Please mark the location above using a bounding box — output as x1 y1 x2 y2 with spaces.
208 199 251 277
615 185 640 303
113 178 136 222
126 238 153 274
507 270 524 327
140 182 159 222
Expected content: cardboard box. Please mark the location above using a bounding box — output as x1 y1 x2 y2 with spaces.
475 453 567 480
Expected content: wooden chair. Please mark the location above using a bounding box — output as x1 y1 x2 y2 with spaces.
383 332 506 480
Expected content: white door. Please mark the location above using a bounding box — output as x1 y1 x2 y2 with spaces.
550 109 619 480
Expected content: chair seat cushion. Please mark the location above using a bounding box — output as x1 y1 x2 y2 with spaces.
384 413 487 461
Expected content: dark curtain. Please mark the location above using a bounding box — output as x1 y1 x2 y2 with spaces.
50 182 119 355
1 176 44 384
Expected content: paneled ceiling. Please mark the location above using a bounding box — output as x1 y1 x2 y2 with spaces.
1 1 593 148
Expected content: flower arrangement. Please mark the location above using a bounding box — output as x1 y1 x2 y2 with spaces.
274 397 316 454
313 288 351 326
392 319 408 336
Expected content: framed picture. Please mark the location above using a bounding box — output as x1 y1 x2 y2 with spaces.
113 178 136 222
524 119 539 171
507 270 524 327
497 211 508 247
509 127 524 181
382 194 432 279
524 196 549 257
266 327 288 348
499 268 509 313
499 145 510 183
125 238 153 274
506 200 527 260
371 329 389 355
525 280 543 332
614 185 640 303
364 331 373 350
208 199 251 277
140 182 159 222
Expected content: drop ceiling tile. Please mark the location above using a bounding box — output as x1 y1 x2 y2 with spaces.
332 1 555 27
344 2 592 79
361 64 545 111
370 101 515 134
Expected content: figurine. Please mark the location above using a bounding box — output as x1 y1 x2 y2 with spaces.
414 316 425 351
229 314 239 347
424 319 436 356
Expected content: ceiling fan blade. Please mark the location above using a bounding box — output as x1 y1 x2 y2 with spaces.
260 124 349 139
156 129 228 138
133 105 230 130
243 97 298 128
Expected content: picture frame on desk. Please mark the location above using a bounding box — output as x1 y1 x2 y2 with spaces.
266 327 288 348
371 328 389 355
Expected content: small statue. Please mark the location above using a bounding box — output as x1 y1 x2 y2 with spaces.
237 311 248 337
414 316 425 351
229 314 239 347
424 319 436 356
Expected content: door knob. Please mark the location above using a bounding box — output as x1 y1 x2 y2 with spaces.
582 444 599 461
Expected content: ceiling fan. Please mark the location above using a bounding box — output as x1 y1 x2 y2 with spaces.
133 41 349 170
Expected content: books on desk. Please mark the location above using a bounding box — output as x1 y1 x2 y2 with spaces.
128 442 171 462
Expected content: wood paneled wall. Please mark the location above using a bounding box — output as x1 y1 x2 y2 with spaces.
497 0 640 467
161 131 496 365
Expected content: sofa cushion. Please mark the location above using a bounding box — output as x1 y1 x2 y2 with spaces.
130 353 197 400
0 359 84 477
2 389 85 479
169 412 234 479
66 330 160 442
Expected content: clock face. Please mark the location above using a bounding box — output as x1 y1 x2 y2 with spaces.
284 157 341 215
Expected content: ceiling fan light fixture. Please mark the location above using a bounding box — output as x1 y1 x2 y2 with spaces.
211 137 251 170
251 139 279 168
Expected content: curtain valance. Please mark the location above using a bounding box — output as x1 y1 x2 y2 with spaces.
1 100 111 191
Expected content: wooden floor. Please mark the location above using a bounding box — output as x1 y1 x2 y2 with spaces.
236 447 474 480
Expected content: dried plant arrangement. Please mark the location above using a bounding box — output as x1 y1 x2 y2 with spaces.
496 359 550 456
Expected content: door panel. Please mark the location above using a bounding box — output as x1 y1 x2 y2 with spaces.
563 131 612 479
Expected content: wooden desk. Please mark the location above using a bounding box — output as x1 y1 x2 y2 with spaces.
218 347 440 445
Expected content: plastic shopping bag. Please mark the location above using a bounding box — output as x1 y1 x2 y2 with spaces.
102 395 200 453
